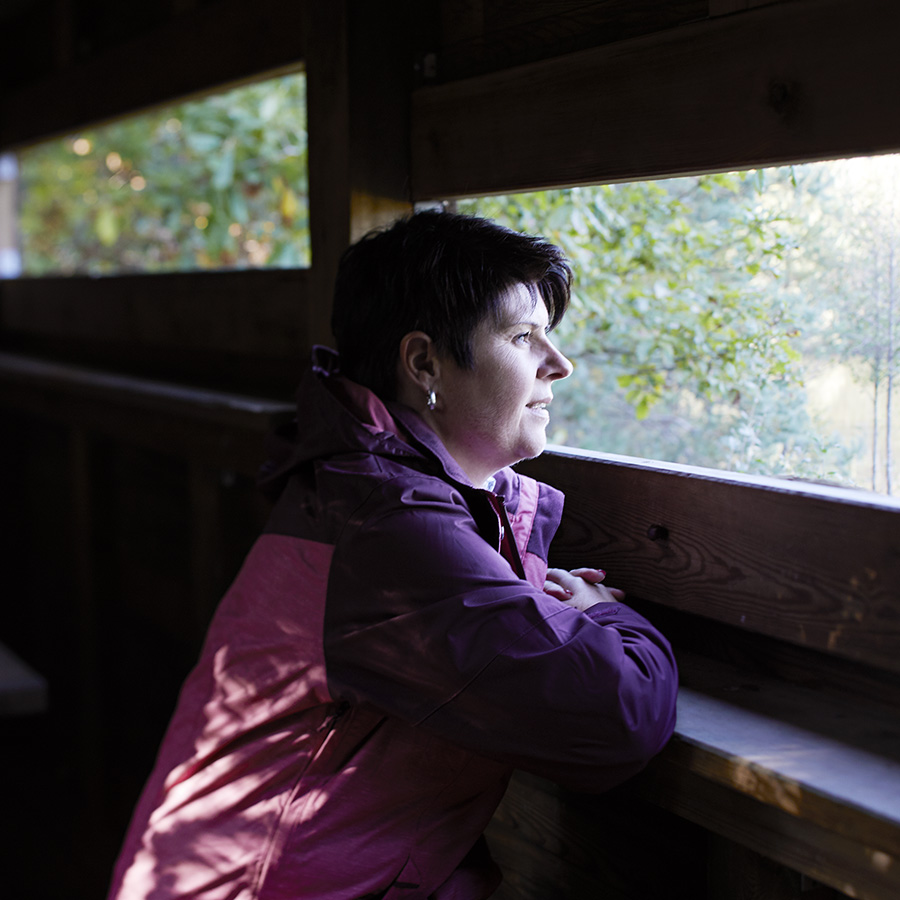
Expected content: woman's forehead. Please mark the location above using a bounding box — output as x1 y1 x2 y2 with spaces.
494 283 547 327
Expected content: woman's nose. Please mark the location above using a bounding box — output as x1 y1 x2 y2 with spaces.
543 342 574 380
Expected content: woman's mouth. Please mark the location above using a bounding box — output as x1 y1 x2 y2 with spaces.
527 400 551 419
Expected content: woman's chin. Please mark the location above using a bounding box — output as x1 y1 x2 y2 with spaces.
512 433 548 465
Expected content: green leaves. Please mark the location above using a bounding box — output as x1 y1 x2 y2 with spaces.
19 70 309 275
462 169 850 481
94 206 119 247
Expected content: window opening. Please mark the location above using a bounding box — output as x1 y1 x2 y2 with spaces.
0 153 19 277
459 155 900 495
13 69 308 276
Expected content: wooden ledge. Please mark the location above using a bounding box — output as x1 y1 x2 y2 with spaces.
650 652 900 895
0 352 294 475
520 448 900 680
492 653 900 898
670 652 900 853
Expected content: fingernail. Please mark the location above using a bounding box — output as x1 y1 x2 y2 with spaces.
596 569 606 577
563 589 573 596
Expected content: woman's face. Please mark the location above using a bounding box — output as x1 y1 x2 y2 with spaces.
431 283 573 486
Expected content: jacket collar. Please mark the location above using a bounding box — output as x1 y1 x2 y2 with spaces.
261 347 512 500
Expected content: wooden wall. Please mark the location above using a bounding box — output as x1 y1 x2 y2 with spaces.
1 2 899 898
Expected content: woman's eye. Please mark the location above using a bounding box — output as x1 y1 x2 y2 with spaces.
514 332 531 344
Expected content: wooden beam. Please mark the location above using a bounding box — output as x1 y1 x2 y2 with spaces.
671 653 900 865
412 0 900 199
636 758 899 900
0 0 307 150
518 447 900 674
0 352 292 477
0 269 309 392
0 269 308 357
436 0 707 82
304 0 415 348
304 0 352 348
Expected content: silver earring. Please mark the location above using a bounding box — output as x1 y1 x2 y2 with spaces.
426 389 437 411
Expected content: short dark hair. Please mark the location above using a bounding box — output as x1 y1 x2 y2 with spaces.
331 209 572 399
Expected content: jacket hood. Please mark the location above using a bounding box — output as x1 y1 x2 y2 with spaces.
258 347 486 500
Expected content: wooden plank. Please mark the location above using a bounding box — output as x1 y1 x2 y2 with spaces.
672 654 900 859
635 757 899 900
706 837 805 900
0 268 309 392
347 0 416 236
412 0 900 199
0 353 293 476
437 0 707 82
304 0 351 348
518 447 900 673
0 269 308 357
0 0 308 149
69 426 102 801
486 770 706 899
492 650 900 900
489 649 900 895
710 0 783 13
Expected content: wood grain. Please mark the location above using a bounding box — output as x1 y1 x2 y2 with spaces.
519 448 900 674
672 654 900 860
413 0 900 199
635 758 899 900
1 269 308 356
436 0 706 81
0 269 309 392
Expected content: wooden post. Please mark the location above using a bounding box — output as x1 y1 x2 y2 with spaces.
69 425 102 809
708 835 804 900
304 0 415 349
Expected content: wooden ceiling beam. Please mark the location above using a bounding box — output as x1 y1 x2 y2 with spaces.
412 0 900 199
0 0 307 150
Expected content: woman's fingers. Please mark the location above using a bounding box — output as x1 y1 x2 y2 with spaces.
569 567 607 585
544 567 624 611
543 582 573 602
543 569 572 600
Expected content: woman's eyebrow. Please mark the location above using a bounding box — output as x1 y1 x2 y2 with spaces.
498 319 541 334
500 311 546 329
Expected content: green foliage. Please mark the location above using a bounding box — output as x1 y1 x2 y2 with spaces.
19 71 309 274
461 171 857 483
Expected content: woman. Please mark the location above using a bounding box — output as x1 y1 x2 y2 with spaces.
108 210 678 900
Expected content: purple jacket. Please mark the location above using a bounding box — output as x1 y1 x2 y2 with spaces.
108 348 677 900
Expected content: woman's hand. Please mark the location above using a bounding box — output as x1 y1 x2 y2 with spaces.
544 567 626 612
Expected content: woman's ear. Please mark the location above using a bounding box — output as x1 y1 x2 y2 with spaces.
396 331 440 406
